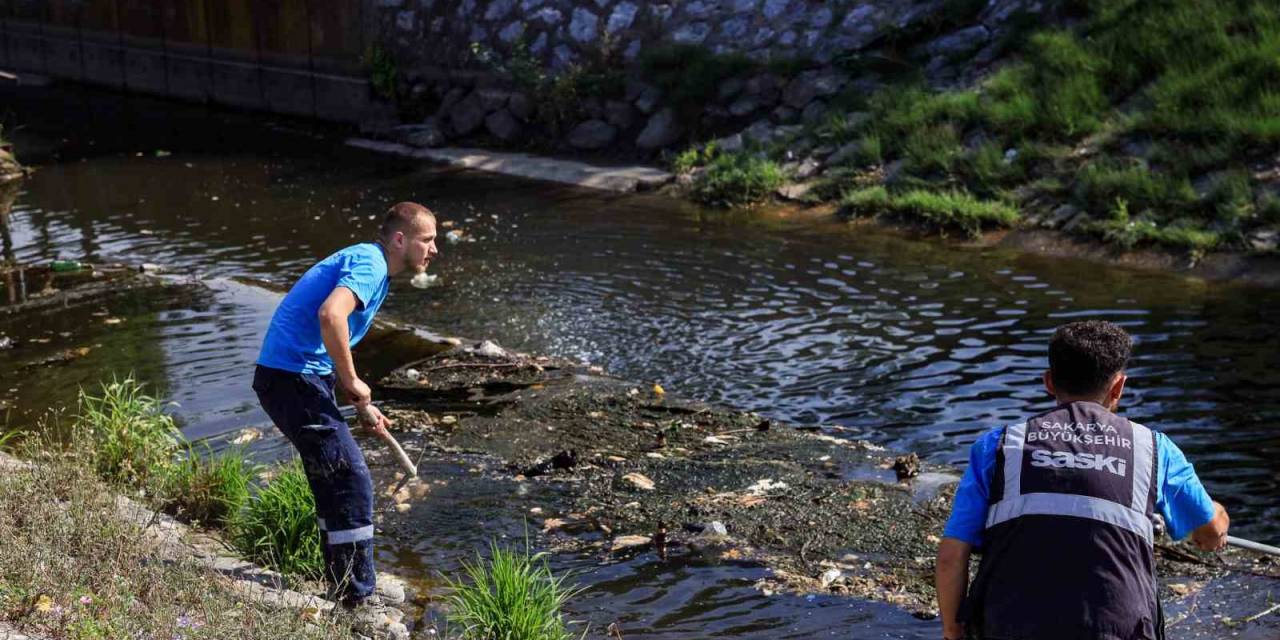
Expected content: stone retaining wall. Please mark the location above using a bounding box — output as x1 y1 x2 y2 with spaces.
367 0 1049 154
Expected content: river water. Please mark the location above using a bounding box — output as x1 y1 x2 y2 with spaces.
2 86 1278 636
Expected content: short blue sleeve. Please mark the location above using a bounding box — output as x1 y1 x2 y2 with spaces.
943 428 1002 548
335 246 386 310
1154 432 1216 541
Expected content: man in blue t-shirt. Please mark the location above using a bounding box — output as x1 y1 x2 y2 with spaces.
252 202 438 612
936 320 1230 640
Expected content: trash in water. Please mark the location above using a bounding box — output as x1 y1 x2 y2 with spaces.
409 273 439 289
473 340 507 359
445 229 464 244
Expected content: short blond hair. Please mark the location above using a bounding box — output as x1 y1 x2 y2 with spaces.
378 202 436 239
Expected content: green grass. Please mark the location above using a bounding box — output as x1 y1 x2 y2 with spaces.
229 461 324 580
795 0 1280 254
445 539 585 640
840 186 1019 237
77 376 181 487
690 152 787 207
163 444 258 527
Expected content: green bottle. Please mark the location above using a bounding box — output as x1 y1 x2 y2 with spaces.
51 260 85 273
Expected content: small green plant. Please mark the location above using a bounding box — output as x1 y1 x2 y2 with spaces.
445 538 586 640
365 44 398 100
162 444 258 527
77 376 180 487
670 142 719 174
229 461 323 579
689 152 786 207
840 186 1018 236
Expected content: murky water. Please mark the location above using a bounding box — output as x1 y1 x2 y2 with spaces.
2 85 1278 636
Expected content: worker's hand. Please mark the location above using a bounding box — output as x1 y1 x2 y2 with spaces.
1191 501 1230 552
341 376 373 408
357 403 393 436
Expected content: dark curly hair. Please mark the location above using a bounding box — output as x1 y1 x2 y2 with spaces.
1048 320 1133 396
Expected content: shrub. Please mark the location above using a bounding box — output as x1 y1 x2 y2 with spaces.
229 461 324 579
365 44 398 100
77 377 181 487
1084 198 1221 254
1072 162 1197 216
689 152 786 207
445 539 585 640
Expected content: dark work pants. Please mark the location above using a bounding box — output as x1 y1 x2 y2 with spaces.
252 365 376 603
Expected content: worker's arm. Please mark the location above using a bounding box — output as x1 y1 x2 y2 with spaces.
1190 501 1229 552
936 537 971 640
318 287 390 432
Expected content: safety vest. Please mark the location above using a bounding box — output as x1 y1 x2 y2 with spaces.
962 401 1161 640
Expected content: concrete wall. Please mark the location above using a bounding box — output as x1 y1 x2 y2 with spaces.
0 0 375 123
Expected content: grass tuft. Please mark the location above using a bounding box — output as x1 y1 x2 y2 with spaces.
76 376 181 487
163 444 258 527
445 539 585 640
841 186 1019 237
690 152 787 207
229 461 325 579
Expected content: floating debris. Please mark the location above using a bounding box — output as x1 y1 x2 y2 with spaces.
622 473 655 491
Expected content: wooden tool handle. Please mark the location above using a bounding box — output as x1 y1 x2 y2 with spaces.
357 404 418 476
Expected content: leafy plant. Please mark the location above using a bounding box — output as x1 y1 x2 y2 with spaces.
229 461 323 579
445 538 586 640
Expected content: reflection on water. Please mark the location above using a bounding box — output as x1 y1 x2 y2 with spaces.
2 85 1278 636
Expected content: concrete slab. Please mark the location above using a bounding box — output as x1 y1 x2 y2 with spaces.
346 138 674 193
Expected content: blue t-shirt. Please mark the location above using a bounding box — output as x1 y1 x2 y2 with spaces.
943 424 1216 548
257 243 390 375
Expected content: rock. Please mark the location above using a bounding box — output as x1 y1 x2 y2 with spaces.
742 120 776 145
636 108 683 149
729 94 761 117
567 119 618 149
771 105 798 124
582 96 605 120
826 140 863 166
783 70 845 109
474 340 507 358
622 472 656 491
486 0 516 20
720 16 751 40
569 7 599 43
523 450 579 477
475 88 509 112
1248 229 1279 252
801 100 828 124
607 2 638 33
926 25 991 58
508 92 533 121
394 120 446 148
1049 204 1080 229
718 77 745 101
531 7 561 25
376 575 408 605
744 73 783 96
762 0 789 19
672 21 711 44
485 109 522 142
793 157 821 179
448 92 485 136
610 535 652 552
714 132 745 153
395 10 415 32
604 100 636 129
1062 211 1090 233
634 85 663 115
777 181 817 201
435 86 467 119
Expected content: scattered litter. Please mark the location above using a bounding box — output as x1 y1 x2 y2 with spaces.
138 263 163 273
395 503 411 514
155 150 171 157
610 535 652 552
473 340 507 359
703 435 733 445
440 415 457 425
0 337 12 350
529 507 543 515
652 383 665 396
103 317 124 325
820 568 843 588
231 429 261 445
445 229 464 244
622 472 655 491
746 479 789 496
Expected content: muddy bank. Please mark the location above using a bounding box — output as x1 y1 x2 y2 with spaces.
364 343 1280 628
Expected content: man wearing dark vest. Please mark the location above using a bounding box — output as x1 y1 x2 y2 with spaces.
936 320 1230 640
